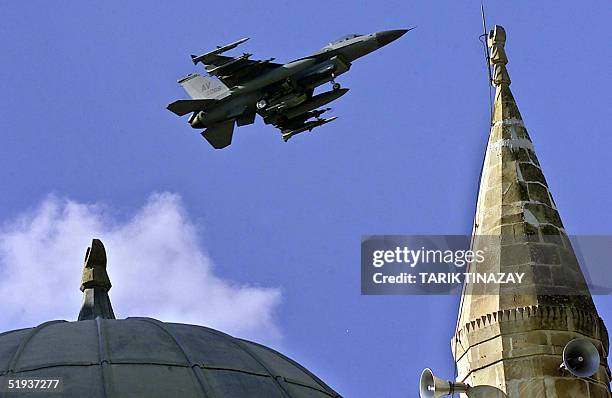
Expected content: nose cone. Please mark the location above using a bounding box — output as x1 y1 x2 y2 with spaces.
376 29 409 47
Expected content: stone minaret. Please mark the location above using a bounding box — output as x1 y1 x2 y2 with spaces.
452 26 611 397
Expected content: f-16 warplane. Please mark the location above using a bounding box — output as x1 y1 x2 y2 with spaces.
167 29 411 149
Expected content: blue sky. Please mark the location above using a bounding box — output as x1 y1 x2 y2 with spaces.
1 1 611 396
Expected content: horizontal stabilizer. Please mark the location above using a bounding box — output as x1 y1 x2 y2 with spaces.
167 99 216 116
236 112 256 126
201 120 235 149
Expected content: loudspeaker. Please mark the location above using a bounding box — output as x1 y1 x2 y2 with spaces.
419 368 468 398
561 338 600 378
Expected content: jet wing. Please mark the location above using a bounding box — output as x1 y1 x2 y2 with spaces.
197 54 282 88
190 38 281 87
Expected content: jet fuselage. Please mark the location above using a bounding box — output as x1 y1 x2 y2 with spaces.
188 30 407 129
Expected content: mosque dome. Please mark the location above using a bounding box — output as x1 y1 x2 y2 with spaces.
0 240 341 397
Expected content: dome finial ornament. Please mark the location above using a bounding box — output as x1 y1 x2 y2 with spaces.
78 239 115 320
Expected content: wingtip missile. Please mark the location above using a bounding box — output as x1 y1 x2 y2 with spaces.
191 37 250 65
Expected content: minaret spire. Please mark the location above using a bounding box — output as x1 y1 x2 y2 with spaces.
78 239 116 320
452 25 611 397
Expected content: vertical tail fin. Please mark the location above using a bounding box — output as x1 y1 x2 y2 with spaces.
177 73 230 100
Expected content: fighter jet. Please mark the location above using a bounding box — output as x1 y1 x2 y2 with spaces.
167 29 411 149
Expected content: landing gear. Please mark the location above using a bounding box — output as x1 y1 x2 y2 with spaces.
256 99 268 110
330 73 341 91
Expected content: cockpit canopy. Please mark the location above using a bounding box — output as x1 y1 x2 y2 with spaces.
323 33 363 49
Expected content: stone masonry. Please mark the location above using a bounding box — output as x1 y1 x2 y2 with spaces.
452 26 611 397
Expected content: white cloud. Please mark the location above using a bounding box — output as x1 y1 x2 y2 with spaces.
0 193 282 344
